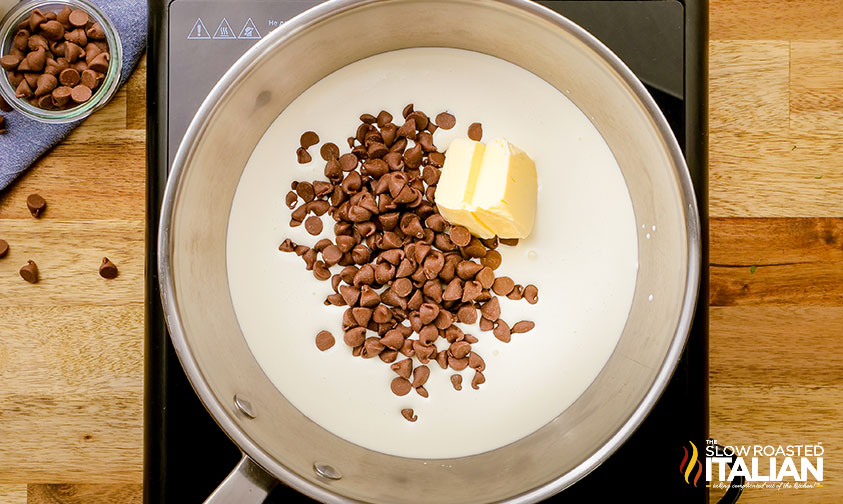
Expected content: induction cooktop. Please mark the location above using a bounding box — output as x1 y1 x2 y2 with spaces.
146 1 714 502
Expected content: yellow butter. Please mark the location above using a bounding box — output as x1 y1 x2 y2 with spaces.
436 138 537 239
435 139 496 238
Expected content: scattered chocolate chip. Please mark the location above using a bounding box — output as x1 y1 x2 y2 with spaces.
285 191 298 209
468 122 483 141
304 216 323 236
492 276 515 296
26 193 46 217
296 147 312 164
450 374 463 390
401 408 418 422
20 259 38 283
315 330 335 351
98 257 118 278
511 321 535 334
320 142 340 161
435 112 456 130
0 239 8 258
500 238 519 246
402 103 414 118
300 130 319 149
471 370 486 390
523 284 539 304
493 319 511 342
391 377 412 396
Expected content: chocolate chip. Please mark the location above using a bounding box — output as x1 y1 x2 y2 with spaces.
450 374 463 390
401 408 417 422
480 297 500 321
471 370 486 390
0 95 11 112
320 142 340 161
449 226 472 247
512 321 535 334
468 352 485 372
524 284 539 304
98 257 118 278
20 259 38 283
507 284 524 300
376 110 393 127
0 239 9 258
295 147 312 164
493 320 511 342
500 238 519 246
435 112 456 130
68 9 89 27
468 122 483 141
26 193 46 217
480 249 502 270
476 267 495 289
300 131 319 149
79 69 101 91
315 330 335 351
70 84 91 103
339 153 358 172
391 377 412 396
412 365 430 388
58 67 79 86
428 152 445 168
304 216 323 235
402 103 414 118
492 276 515 296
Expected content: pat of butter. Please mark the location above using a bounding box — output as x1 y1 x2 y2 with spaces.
436 138 537 239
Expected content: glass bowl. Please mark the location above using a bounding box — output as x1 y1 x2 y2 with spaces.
0 0 122 123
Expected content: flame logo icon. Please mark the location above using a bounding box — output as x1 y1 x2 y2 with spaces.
680 441 704 487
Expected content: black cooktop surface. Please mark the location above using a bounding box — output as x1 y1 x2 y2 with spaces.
146 1 709 502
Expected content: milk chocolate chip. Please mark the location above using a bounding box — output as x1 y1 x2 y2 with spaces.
26 193 46 217
20 260 39 283
99 257 118 279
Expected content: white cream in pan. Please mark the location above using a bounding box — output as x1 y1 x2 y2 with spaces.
227 48 638 459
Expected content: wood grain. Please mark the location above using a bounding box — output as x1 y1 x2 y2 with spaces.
27 484 142 504
710 0 843 40
710 218 843 306
0 54 146 499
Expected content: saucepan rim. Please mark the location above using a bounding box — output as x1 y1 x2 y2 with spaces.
158 0 701 502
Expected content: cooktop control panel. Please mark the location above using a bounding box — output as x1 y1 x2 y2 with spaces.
168 0 322 166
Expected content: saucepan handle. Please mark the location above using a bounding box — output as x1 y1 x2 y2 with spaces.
204 454 279 504
713 442 745 504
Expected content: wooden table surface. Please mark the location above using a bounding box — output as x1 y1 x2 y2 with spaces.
1 1 841 503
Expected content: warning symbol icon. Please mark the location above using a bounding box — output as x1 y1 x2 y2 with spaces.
187 18 210 40
238 18 262 40
213 18 236 39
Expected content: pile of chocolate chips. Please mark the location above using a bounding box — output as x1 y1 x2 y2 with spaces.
0 7 109 110
280 105 538 421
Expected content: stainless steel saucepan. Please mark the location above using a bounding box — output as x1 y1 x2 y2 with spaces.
158 0 700 502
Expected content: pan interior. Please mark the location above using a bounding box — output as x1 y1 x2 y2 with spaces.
226 46 639 460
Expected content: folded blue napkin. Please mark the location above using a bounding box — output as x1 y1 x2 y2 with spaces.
0 0 147 190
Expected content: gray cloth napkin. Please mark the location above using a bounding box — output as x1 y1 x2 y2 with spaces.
0 0 147 190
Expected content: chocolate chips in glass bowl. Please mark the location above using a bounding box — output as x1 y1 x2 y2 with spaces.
280 105 539 421
0 6 110 111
